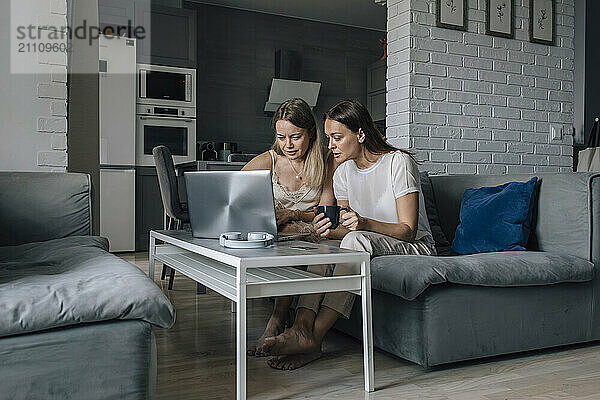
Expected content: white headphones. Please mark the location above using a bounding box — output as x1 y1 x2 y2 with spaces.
219 232 275 249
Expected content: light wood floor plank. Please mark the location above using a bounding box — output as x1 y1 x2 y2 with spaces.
120 253 600 400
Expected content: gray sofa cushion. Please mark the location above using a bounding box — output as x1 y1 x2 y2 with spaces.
0 236 175 338
0 172 92 246
371 251 594 300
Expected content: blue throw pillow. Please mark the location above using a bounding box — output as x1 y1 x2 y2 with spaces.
452 177 538 255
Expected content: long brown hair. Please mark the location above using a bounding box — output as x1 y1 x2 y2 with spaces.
271 98 326 189
324 99 414 159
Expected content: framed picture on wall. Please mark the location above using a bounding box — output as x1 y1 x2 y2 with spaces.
436 0 467 31
486 0 514 38
529 0 555 45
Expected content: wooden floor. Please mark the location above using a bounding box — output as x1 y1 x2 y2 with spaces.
122 252 600 400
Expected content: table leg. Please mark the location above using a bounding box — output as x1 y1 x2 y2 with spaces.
149 234 156 281
361 258 375 392
236 266 247 400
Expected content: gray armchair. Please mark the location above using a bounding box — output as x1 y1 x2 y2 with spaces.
0 172 175 399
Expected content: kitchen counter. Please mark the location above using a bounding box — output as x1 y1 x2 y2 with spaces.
176 160 247 171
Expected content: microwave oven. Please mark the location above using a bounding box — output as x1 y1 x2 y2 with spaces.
137 64 196 108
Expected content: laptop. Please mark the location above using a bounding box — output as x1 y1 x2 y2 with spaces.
184 170 310 242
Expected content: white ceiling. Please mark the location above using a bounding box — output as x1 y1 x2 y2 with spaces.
186 0 387 31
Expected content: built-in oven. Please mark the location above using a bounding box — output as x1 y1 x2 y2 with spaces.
137 64 196 108
136 105 196 166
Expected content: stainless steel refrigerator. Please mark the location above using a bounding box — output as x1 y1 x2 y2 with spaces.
99 35 136 252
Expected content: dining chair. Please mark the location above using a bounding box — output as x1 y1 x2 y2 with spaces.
152 145 205 294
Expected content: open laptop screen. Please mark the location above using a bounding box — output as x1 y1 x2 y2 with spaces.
184 170 278 239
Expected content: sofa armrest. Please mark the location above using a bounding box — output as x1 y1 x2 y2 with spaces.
587 174 600 339
0 172 92 246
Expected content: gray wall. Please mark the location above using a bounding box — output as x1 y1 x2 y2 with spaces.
154 0 182 6
186 0 386 31
584 1 600 142
187 3 384 153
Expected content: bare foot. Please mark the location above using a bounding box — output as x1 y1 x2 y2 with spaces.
248 311 291 357
267 353 322 370
260 325 320 356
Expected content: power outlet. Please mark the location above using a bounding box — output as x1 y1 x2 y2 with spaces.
551 124 562 141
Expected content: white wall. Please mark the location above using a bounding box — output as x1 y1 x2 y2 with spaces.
386 0 575 174
0 0 68 172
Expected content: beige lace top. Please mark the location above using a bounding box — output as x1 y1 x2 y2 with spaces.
269 150 323 242
269 150 322 211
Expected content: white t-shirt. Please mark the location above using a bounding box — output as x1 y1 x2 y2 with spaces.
333 151 434 245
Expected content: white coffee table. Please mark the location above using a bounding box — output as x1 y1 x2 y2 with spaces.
149 230 374 400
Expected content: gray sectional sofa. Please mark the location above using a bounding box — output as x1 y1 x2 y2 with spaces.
0 172 175 399
336 172 600 369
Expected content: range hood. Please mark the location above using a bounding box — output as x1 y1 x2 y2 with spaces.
264 78 321 112
264 50 321 112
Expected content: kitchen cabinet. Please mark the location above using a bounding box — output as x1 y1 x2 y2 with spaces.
135 5 197 68
98 0 135 34
99 1 196 68
367 59 386 122
135 167 163 251
101 169 136 252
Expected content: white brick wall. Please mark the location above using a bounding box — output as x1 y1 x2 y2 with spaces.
36 0 69 170
0 0 68 171
386 0 575 174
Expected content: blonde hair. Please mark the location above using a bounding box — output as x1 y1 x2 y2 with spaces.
271 98 327 189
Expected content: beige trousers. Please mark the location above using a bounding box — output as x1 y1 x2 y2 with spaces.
296 231 436 319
